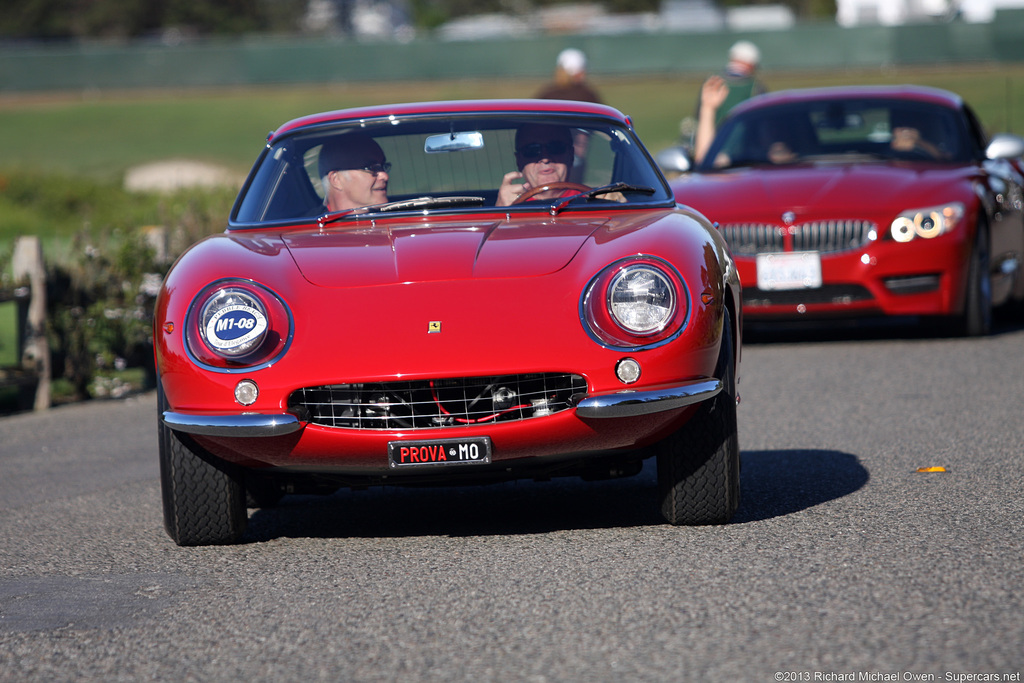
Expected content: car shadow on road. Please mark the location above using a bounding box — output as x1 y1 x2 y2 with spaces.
242 449 868 541
733 449 868 523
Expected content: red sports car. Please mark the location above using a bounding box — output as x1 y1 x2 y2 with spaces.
663 85 1024 335
155 99 742 545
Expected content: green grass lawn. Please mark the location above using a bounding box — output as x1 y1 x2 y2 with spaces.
2 64 1023 181
2 64 1023 250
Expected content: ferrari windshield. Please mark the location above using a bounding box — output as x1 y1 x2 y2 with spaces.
232 112 672 226
700 97 974 170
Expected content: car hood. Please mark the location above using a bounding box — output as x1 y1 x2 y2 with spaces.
281 216 611 287
672 163 974 220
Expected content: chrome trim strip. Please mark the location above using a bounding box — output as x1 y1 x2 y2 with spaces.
162 411 303 437
574 378 722 419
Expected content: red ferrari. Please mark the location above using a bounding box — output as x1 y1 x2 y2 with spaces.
155 100 742 545
664 85 1024 335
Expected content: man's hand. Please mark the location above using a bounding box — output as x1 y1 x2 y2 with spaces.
497 171 529 206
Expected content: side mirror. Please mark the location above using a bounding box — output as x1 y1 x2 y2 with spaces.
655 145 693 175
986 133 1024 161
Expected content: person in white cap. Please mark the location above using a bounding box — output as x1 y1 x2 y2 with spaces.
534 48 603 182
692 40 768 163
535 48 603 104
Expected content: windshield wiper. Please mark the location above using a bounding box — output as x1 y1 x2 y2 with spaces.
317 207 362 228
317 196 485 227
375 196 486 212
549 183 657 216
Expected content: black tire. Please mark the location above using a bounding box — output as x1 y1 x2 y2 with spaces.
158 383 247 546
952 224 992 337
656 310 740 525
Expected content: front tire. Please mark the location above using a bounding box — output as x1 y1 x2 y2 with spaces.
952 223 992 337
656 310 740 525
158 384 247 546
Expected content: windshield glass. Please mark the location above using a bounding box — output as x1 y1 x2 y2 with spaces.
700 98 971 170
232 113 672 226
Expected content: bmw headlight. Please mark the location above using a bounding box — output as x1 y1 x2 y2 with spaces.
185 280 292 370
890 202 964 243
582 256 689 348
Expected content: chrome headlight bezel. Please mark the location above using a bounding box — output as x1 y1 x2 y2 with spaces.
185 279 292 371
581 256 689 349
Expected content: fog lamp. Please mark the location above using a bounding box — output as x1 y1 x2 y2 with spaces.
616 358 642 384
234 379 259 406
493 387 517 411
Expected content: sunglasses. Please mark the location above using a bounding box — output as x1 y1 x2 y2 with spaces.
356 162 392 176
516 141 572 161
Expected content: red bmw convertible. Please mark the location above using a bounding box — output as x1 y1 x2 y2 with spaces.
155 100 742 545
663 85 1024 335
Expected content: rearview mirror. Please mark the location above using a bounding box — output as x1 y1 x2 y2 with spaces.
424 132 485 153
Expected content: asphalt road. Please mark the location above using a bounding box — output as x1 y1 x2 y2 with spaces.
2 321 1023 682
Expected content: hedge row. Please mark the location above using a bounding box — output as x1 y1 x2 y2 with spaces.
1 170 237 403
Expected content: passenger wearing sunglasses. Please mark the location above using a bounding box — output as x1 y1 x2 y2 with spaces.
497 124 582 206
319 133 391 211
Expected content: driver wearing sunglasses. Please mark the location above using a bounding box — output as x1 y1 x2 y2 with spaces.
319 133 391 211
497 124 580 206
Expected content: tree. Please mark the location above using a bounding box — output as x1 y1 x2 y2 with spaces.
0 0 306 40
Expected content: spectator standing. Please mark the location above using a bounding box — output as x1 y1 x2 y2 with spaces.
534 48 604 182
535 48 603 104
693 40 768 163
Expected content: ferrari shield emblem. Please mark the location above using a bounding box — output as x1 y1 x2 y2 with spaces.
428 321 442 333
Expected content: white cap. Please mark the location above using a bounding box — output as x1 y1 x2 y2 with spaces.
728 41 761 67
556 48 587 76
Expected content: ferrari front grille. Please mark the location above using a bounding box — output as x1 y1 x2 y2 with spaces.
289 373 589 430
721 220 876 256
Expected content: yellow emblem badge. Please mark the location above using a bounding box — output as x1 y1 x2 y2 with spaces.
428 321 442 333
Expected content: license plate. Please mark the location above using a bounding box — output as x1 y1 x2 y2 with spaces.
756 252 822 291
388 437 492 469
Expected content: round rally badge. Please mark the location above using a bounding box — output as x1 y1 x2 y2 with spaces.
205 304 268 352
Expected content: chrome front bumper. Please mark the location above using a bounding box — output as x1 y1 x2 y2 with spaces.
573 378 721 418
162 378 721 437
162 412 303 437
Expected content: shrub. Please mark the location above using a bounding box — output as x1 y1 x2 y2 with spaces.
1 170 236 403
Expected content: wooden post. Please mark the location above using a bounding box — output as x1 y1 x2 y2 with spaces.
12 236 51 410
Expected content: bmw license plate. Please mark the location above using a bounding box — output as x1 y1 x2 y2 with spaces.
756 252 822 291
388 437 492 469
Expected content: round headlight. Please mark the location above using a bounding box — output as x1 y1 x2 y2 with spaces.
608 265 675 334
185 280 292 370
200 288 269 357
914 210 943 239
891 216 915 243
581 256 689 349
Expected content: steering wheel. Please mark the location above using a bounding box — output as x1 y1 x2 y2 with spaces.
512 182 590 205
